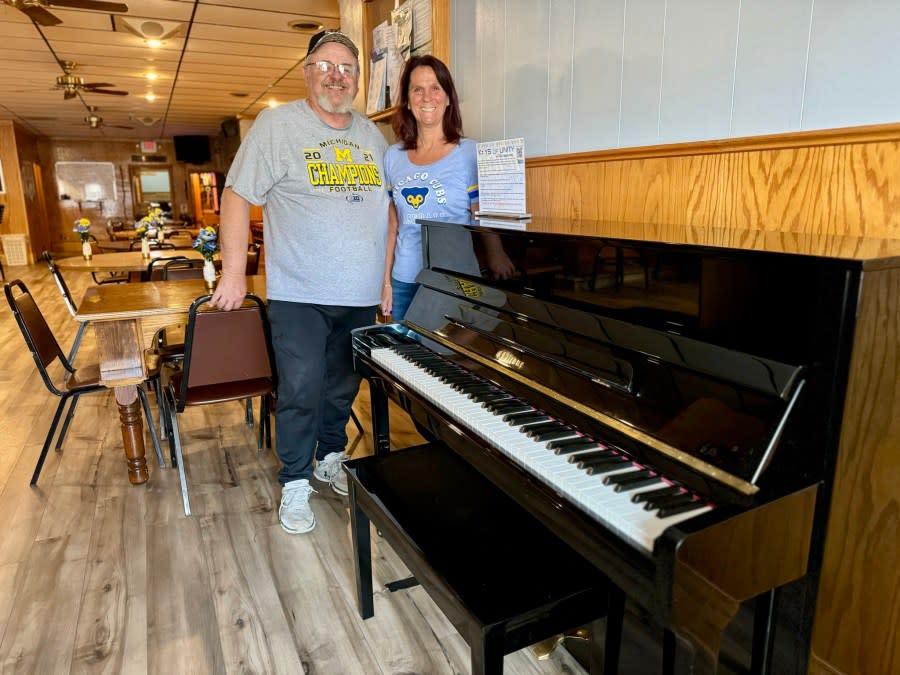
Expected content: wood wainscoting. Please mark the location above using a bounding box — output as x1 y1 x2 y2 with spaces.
525 122 900 239
524 124 900 675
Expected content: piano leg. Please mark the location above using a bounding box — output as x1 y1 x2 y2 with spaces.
349 481 374 619
597 586 625 674
750 590 776 675
369 377 391 456
472 625 505 675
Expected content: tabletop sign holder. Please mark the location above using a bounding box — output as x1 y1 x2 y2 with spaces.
474 138 531 227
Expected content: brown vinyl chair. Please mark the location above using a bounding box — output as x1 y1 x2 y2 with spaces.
245 242 261 275
162 258 205 280
162 293 275 515
5 279 164 484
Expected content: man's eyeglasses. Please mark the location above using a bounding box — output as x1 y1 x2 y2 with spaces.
305 60 358 77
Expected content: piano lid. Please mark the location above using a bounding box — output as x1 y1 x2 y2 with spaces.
404 219 861 493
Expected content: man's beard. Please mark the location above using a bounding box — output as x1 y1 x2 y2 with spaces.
317 90 353 114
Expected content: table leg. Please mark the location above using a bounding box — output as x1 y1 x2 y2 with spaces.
115 386 148 484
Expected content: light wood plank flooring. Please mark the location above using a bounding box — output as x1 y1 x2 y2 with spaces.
0 263 592 675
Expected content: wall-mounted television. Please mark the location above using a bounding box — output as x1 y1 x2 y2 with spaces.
173 135 211 164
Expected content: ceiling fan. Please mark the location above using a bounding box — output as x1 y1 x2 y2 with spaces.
56 60 127 99
3 0 129 27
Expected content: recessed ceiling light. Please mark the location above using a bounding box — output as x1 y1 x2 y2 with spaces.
145 93 156 102
146 39 163 48
288 20 324 32
267 98 279 108
145 72 159 81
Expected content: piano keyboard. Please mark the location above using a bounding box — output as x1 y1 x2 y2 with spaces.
370 341 713 554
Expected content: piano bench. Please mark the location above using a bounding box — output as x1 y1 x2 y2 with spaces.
345 443 621 675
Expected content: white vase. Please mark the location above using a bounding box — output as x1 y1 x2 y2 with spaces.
203 258 217 290
81 240 93 259
140 237 151 258
157 227 165 243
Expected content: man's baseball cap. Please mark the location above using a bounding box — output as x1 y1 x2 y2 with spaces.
306 30 359 61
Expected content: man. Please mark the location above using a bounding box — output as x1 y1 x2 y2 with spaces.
211 30 389 534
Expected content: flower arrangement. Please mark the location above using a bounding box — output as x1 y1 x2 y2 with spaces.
192 226 219 261
134 216 153 239
134 207 166 239
73 217 91 242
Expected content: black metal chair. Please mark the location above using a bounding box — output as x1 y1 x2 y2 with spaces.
161 294 275 515
41 250 88 363
4 279 164 484
162 258 205 280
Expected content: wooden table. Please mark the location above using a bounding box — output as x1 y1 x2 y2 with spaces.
96 236 195 252
76 275 267 484
57 249 207 273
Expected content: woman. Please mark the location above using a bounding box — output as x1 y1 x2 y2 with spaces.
381 55 514 320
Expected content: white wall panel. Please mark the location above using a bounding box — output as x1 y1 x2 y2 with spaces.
504 0 551 154
453 0 482 140
658 0 739 143
570 0 625 153
450 0 900 157
619 0 667 147
477 0 507 141
545 0 576 154
731 0 811 136
803 0 900 129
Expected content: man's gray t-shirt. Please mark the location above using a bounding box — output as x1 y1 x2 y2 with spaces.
226 99 389 306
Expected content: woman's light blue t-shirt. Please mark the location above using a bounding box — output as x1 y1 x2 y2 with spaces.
384 138 479 283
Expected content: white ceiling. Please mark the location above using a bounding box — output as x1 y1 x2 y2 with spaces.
0 0 341 140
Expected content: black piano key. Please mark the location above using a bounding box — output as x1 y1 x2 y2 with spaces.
584 460 631 475
570 449 617 463
488 403 533 416
532 428 580 442
471 391 512 403
631 485 680 504
458 383 496 394
613 476 662 493
503 411 550 424
549 438 604 454
603 469 653 487
657 500 708 519
522 423 567 437
644 492 694 512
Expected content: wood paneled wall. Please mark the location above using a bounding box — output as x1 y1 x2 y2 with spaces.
525 123 900 240
523 121 900 675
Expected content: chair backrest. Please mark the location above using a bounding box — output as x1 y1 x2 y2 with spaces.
177 294 274 405
4 279 71 396
41 251 78 317
246 243 261 275
146 255 188 280
162 258 204 280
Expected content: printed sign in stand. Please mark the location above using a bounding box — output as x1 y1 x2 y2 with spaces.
474 138 531 228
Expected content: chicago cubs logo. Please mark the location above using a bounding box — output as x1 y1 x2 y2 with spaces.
401 186 429 210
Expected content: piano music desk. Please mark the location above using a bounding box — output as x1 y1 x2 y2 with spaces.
346 443 623 675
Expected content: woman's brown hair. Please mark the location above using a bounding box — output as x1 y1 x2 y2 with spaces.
391 55 463 150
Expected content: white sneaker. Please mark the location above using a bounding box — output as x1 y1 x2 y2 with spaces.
313 451 349 496
279 479 317 534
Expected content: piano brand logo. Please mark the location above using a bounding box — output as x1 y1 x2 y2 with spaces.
401 186 428 209
455 277 483 298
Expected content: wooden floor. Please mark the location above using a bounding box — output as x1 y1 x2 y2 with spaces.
0 262 593 674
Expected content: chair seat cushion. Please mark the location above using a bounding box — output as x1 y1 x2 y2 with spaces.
167 371 272 406
65 363 103 390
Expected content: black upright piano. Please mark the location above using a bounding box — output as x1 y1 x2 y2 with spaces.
352 219 897 672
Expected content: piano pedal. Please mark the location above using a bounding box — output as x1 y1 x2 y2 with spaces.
531 627 590 660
